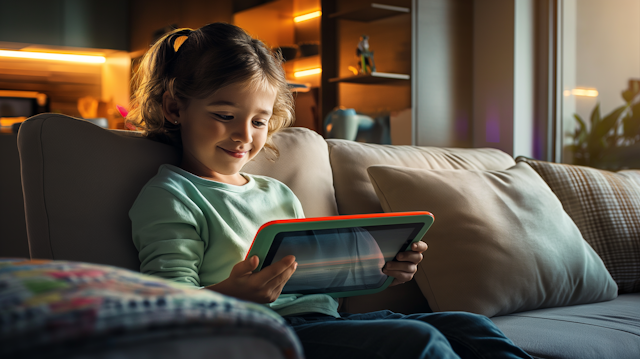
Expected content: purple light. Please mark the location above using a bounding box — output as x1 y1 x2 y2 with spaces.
486 117 500 143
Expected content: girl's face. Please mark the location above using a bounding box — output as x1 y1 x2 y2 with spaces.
171 81 277 185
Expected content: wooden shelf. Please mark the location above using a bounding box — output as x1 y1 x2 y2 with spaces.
329 72 410 84
284 54 320 65
287 82 312 92
329 3 410 22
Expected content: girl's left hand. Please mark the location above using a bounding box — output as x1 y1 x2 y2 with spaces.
383 241 428 286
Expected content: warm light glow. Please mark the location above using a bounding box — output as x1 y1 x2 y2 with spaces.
294 11 321 23
294 68 322 77
0 117 27 127
572 88 598 97
0 50 105 63
565 88 598 97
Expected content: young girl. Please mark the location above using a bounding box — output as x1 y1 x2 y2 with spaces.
128 23 531 359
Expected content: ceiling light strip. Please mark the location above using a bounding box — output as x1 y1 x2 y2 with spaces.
294 11 322 23
0 50 105 63
294 68 322 77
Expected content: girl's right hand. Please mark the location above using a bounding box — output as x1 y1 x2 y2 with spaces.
207 255 297 304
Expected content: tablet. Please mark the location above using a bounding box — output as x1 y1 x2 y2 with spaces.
245 211 434 298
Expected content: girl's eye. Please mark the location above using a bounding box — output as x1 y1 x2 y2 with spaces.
213 113 233 120
253 120 268 127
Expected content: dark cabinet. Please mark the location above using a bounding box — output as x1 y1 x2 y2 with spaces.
0 0 129 51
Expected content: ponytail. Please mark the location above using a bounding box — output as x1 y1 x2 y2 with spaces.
127 28 193 148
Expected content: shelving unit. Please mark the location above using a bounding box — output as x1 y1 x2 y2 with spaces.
234 0 322 132
285 54 321 64
329 72 410 84
320 1 412 139
329 3 409 22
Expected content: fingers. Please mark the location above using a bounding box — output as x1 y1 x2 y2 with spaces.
254 255 297 283
247 255 259 270
395 250 423 264
384 261 417 274
223 256 298 304
384 259 417 283
410 241 428 253
268 261 298 297
230 255 260 277
387 270 415 284
383 259 418 285
257 258 297 302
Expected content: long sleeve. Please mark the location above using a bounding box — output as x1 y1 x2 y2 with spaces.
130 185 205 287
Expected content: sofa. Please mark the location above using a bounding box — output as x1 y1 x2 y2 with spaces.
5 113 640 358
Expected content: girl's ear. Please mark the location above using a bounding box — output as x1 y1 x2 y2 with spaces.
162 91 183 124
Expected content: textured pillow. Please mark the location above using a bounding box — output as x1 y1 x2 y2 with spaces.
367 162 618 317
0 259 302 358
518 158 640 293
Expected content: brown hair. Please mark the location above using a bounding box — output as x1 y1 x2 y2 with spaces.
126 23 294 157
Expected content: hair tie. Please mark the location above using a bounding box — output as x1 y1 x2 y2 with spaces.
172 29 192 52
173 36 188 52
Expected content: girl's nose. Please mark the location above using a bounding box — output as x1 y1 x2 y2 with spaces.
231 119 253 143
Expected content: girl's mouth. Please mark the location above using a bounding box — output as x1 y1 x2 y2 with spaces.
220 147 248 158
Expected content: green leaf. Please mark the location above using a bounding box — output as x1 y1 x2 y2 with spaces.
590 103 601 128
591 105 626 142
573 114 588 144
624 101 640 138
622 89 635 103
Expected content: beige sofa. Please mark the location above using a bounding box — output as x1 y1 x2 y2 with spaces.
15 114 640 358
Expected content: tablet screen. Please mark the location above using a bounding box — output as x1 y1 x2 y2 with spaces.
263 223 424 295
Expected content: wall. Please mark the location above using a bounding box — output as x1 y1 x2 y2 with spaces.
129 0 233 54
413 0 553 157
412 0 473 148
472 0 537 158
0 0 129 50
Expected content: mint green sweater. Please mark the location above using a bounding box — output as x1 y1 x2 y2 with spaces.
129 164 339 317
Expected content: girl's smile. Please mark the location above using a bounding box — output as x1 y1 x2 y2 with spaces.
220 147 248 158
162 81 277 185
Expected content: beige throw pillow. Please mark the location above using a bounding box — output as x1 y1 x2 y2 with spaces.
367 162 618 317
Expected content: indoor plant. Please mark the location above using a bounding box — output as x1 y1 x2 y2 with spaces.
570 81 640 170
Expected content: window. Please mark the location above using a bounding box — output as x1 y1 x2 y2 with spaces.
559 0 640 170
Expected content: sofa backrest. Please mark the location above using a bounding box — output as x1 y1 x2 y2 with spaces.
242 127 339 218
18 114 338 271
18 113 514 273
18 114 180 270
326 139 516 215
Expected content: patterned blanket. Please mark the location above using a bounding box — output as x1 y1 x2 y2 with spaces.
0 258 303 358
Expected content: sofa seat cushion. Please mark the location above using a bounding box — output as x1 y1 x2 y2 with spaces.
0 259 303 359
492 293 640 359
326 139 515 215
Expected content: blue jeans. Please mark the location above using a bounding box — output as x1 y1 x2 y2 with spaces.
284 310 531 359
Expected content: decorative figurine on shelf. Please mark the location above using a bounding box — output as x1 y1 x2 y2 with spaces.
356 35 376 74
